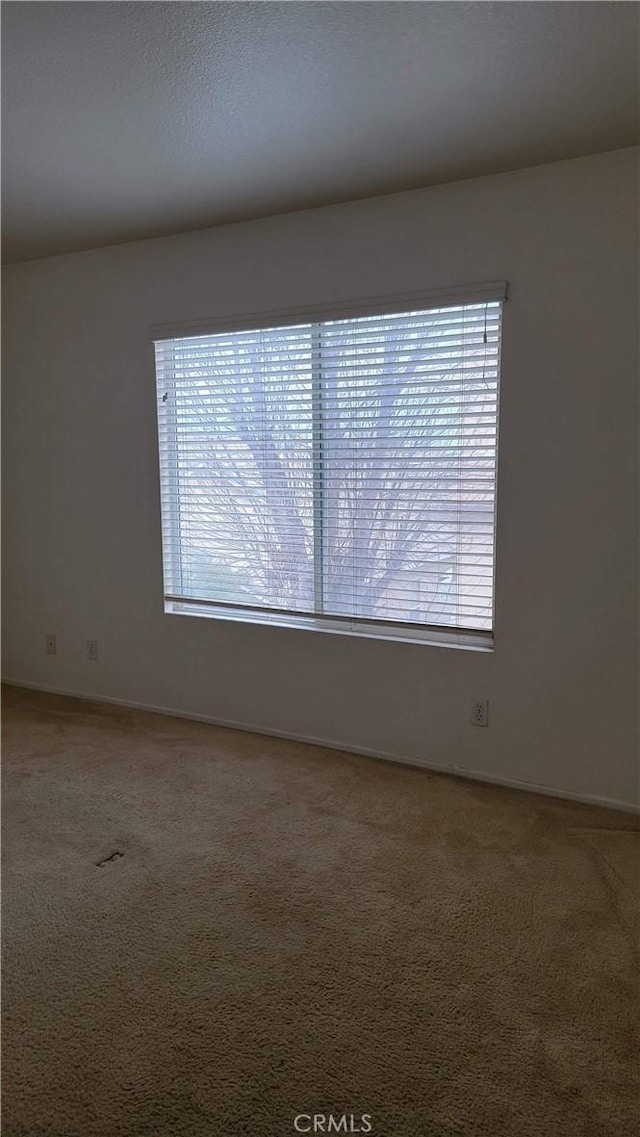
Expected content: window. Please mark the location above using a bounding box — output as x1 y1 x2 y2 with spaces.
154 285 504 647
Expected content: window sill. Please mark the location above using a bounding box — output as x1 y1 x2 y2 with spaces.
164 600 494 652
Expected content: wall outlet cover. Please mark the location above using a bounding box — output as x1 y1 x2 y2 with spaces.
471 698 489 727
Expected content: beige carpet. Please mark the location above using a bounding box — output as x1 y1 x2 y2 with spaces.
2 685 639 1137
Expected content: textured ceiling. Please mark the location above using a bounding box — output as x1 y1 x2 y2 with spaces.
2 1 638 263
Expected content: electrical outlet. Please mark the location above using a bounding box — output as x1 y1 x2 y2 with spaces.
45 633 57 656
471 698 489 727
87 639 98 662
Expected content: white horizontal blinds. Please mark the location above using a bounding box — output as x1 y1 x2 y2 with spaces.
155 324 316 612
155 298 501 633
319 303 500 630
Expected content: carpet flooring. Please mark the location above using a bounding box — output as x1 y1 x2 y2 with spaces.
2 684 639 1137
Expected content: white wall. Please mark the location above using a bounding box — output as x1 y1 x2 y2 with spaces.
3 148 638 809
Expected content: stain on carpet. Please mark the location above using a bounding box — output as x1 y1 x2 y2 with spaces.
95 850 125 868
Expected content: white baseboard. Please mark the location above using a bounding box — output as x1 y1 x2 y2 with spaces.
3 676 639 816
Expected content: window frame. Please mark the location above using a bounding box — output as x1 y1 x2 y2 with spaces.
152 281 506 651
